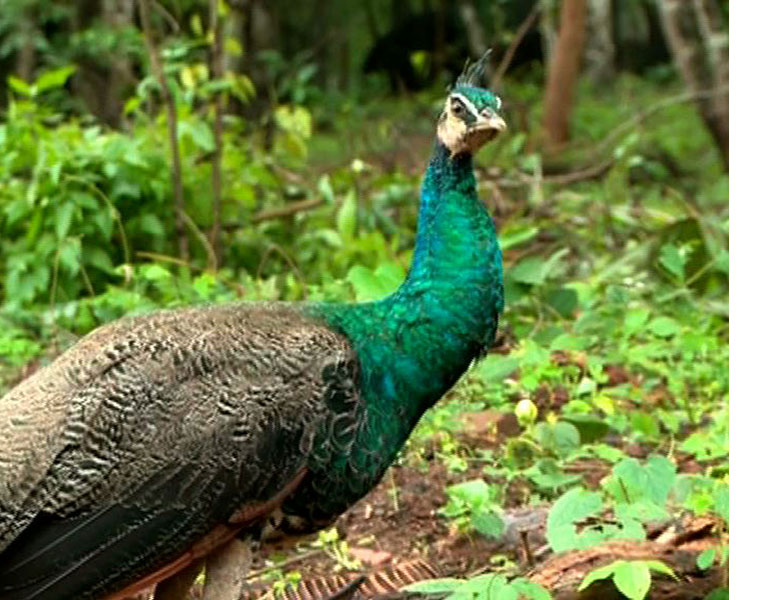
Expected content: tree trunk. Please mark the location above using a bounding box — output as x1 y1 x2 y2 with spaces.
15 13 37 82
585 0 614 86
657 0 728 169
542 0 588 149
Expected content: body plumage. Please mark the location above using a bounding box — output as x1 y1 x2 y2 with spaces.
0 56 506 600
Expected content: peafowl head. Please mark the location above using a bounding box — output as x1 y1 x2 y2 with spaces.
437 51 506 157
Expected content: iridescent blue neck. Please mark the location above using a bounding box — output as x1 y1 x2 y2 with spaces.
304 139 504 515
319 140 504 410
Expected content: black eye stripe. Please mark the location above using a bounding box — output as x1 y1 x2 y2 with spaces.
450 98 478 124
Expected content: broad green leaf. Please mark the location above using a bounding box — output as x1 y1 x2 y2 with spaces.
604 455 676 507
546 287 579 318
714 482 728 523
510 578 553 600
562 415 610 443
35 65 77 93
471 511 505 538
623 307 650 337
697 548 716 570
447 479 491 506
403 578 463 594
453 574 514 600
578 561 618 590
336 189 357 239
499 226 538 250
317 175 334 204
547 487 604 552
648 316 680 337
473 354 519 384
55 202 76 239
535 421 580 457
510 256 545 285
659 243 685 281
7 76 31 96
644 560 677 579
613 560 651 600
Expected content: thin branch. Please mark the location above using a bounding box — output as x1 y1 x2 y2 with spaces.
594 86 728 157
181 210 217 272
222 197 325 231
503 87 727 188
490 2 541 90
137 0 189 261
209 0 225 266
149 0 180 33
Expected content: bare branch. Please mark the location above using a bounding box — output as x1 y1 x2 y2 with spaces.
209 0 225 266
490 2 540 90
137 0 189 260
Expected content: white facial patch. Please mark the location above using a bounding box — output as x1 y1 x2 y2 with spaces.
449 93 479 120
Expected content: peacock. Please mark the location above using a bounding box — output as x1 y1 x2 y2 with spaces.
0 53 506 600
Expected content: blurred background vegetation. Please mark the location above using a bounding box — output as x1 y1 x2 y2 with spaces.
0 2 728 596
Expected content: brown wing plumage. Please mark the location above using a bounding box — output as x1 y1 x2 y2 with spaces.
0 303 360 600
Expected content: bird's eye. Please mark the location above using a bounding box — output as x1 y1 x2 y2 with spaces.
451 101 464 116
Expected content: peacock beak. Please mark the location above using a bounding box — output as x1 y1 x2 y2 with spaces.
475 112 507 134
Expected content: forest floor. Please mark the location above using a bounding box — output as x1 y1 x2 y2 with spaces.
241 407 725 600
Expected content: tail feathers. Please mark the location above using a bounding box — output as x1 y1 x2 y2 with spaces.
0 462 226 600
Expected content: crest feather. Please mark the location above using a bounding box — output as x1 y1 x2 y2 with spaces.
455 49 492 88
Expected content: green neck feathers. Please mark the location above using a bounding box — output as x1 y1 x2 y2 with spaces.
316 140 503 455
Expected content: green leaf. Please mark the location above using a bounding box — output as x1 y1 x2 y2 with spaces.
317 175 334 204
510 578 553 600
499 226 538 250
623 308 650 337
474 354 519 384
347 263 403 301
454 574 515 600
714 482 728 523
697 548 716 570
604 455 676 507
471 510 505 539
534 421 580 457
510 256 545 285
7 76 32 96
336 189 357 240
179 120 216 152
447 479 491 506
546 287 578 318
648 316 680 337
403 578 463 594
659 243 685 281
613 560 651 600
578 561 618 590
644 560 677 579
562 415 610 444
55 202 75 239
139 214 165 237
547 487 604 552
35 65 77 93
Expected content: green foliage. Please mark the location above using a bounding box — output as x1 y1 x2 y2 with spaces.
0 29 728 597
405 574 551 600
440 479 505 539
578 560 677 600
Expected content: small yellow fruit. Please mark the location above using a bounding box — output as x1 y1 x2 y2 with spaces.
515 398 538 426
